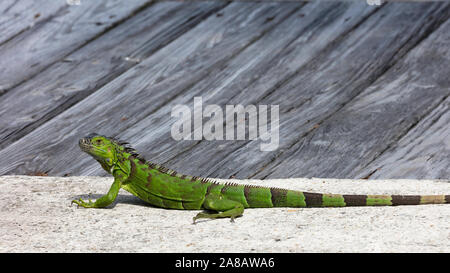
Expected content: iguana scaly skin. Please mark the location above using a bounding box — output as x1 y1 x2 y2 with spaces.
72 134 450 223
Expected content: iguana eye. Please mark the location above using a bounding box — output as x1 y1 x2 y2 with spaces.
95 139 102 145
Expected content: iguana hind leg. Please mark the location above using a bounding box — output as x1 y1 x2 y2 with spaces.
193 193 244 224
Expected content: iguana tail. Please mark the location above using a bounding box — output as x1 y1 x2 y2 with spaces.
196 184 448 223
268 188 450 207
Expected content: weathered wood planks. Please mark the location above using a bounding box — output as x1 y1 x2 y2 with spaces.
255 6 450 179
0 2 303 176
0 0 152 93
0 1 449 180
0 1 227 149
0 0 67 46
162 2 450 179
355 20 450 180
358 95 450 180
123 1 378 175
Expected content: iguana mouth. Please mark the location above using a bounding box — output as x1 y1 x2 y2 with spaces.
78 137 92 153
79 134 109 155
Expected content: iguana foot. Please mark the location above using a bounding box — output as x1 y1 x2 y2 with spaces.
192 211 239 224
192 212 210 224
193 194 244 224
71 198 95 208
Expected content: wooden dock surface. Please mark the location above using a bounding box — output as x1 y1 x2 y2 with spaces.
0 0 449 180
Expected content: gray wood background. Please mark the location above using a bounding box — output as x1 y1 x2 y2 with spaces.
0 0 449 180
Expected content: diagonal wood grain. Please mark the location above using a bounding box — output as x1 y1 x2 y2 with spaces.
353 18 450 179
117 1 378 175
0 2 302 176
0 0 67 46
1 1 448 180
158 2 450 179
358 95 450 180
256 14 450 179
0 0 151 94
0 1 227 150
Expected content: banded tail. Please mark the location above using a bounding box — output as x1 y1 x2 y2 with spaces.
235 186 450 208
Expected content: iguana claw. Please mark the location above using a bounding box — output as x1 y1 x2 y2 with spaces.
71 198 95 208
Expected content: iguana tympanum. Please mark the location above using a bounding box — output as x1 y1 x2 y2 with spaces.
72 134 450 223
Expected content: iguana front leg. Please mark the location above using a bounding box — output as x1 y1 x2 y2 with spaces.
193 193 244 224
72 172 126 208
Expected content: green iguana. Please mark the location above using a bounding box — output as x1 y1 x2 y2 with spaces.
72 134 450 223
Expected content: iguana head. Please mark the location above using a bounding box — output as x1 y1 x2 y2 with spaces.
79 133 121 173
79 133 145 174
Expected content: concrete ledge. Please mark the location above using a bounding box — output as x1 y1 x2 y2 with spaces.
0 175 448 252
